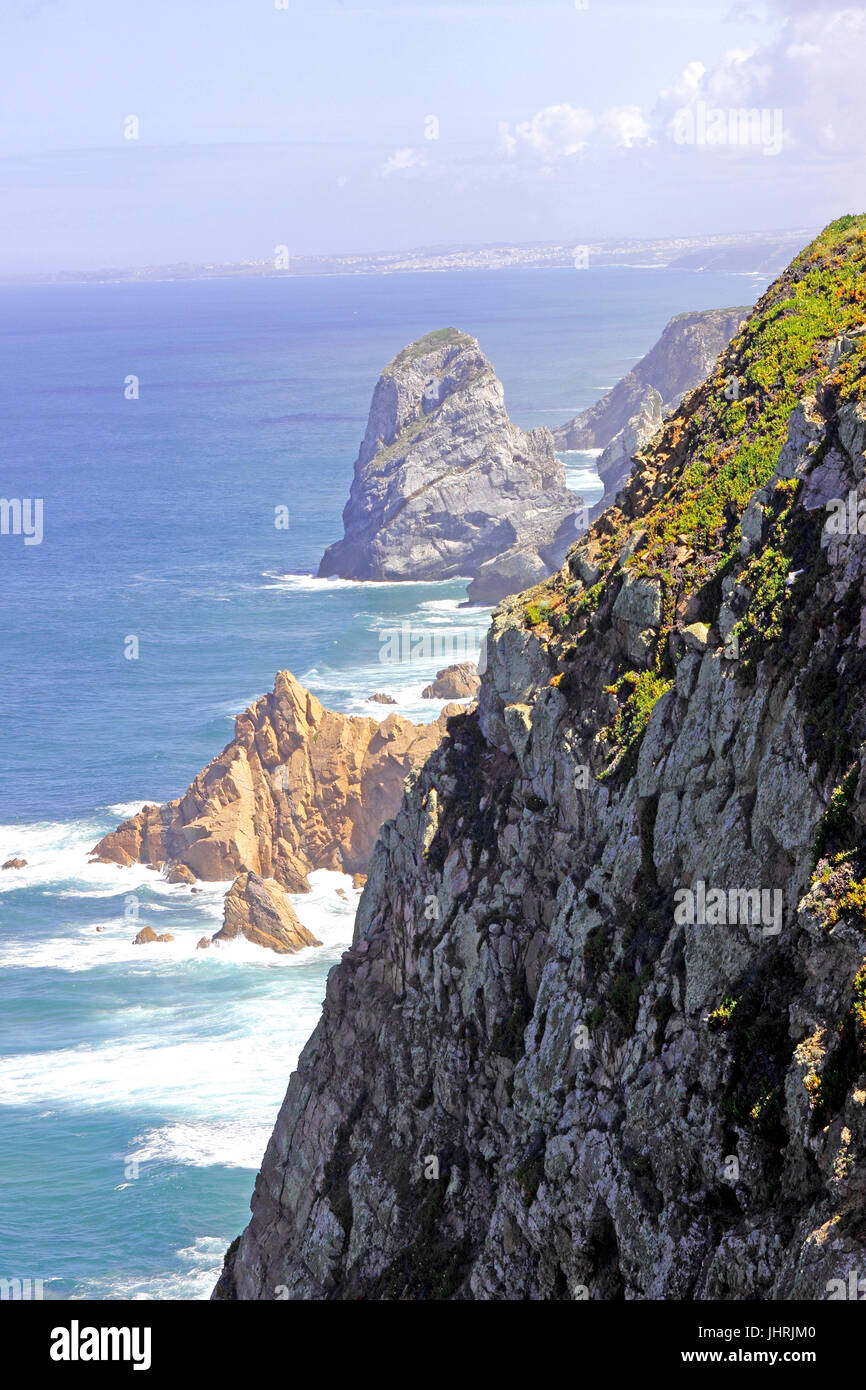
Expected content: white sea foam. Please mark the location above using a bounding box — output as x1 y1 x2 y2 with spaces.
0 866 353 974
106 801 158 820
259 570 467 593
0 815 161 896
0 993 322 1114
127 1119 272 1170
0 869 355 1123
78 1236 227 1301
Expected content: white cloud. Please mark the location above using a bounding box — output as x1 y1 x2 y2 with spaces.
658 59 706 108
381 147 426 177
599 105 652 149
652 6 866 159
499 104 596 160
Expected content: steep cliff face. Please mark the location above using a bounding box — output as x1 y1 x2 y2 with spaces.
591 386 664 521
93 671 458 892
216 219 866 1301
318 328 583 603
553 306 749 453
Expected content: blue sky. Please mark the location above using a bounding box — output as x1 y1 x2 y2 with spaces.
0 0 863 272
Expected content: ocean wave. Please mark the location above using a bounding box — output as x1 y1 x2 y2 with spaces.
258 571 470 593
106 801 158 820
0 816 162 896
0 868 354 974
127 1119 271 1170
76 1237 227 1301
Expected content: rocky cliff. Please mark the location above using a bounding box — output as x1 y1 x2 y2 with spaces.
591 386 664 523
92 671 459 891
213 219 866 1302
553 306 749 454
318 328 583 605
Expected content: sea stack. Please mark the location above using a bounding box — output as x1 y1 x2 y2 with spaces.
318 328 583 604
92 671 462 892
210 872 321 955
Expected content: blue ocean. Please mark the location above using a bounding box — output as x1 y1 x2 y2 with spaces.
0 265 765 1298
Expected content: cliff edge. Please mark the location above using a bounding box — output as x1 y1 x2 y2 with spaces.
216 219 866 1301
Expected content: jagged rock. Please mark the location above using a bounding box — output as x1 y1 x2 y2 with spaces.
132 926 173 945
553 306 749 451
591 387 663 519
196 936 211 950
1 858 26 870
318 328 583 604
92 671 458 891
366 693 396 705
212 872 321 955
166 863 197 885
214 222 866 1304
739 492 768 556
421 662 481 700
611 571 663 665
681 622 710 652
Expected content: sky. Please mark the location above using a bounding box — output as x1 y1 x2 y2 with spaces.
0 0 864 273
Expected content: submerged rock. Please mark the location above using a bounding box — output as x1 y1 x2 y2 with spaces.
366 692 397 705
2 858 27 870
318 328 583 603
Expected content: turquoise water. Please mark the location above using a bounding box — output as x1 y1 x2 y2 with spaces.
0 265 765 1298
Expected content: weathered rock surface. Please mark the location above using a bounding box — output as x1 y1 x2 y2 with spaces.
166 863 196 885
318 328 583 604
1 858 27 870
214 223 866 1302
591 387 663 520
553 307 748 452
211 872 321 955
132 926 173 945
420 662 480 700
92 671 458 892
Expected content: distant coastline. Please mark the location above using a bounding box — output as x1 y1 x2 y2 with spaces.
0 226 816 288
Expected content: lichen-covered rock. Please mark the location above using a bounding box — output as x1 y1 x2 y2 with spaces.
318 328 583 603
